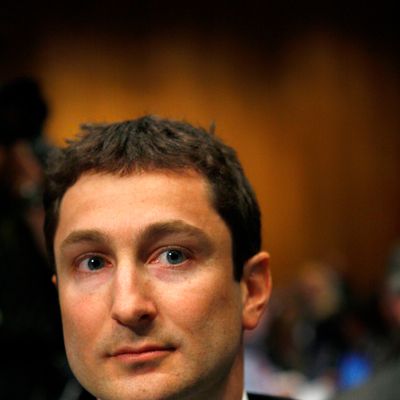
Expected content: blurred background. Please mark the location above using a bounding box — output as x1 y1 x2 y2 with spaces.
1 1 399 399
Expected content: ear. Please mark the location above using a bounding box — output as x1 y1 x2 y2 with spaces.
241 251 271 331
51 274 58 288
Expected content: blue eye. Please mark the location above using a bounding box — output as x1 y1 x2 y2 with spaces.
159 249 188 266
78 255 107 271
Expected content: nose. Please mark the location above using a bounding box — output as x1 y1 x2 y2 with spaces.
111 263 158 330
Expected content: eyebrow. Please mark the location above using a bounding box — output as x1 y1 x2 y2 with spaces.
60 230 109 252
59 220 214 255
139 220 213 248
137 220 214 260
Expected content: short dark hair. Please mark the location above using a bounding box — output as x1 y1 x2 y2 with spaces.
43 115 261 280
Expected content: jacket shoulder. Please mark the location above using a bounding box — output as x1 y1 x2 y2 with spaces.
248 393 294 400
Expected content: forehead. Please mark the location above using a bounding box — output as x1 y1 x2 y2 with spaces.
59 168 213 211
54 169 228 249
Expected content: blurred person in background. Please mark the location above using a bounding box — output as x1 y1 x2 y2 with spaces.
265 262 348 381
333 242 400 400
0 78 67 399
376 241 400 361
260 260 377 399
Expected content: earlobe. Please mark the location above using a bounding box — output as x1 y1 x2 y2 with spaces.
241 251 271 331
51 274 58 287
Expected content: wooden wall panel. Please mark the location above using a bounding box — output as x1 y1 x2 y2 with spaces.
23 29 400 292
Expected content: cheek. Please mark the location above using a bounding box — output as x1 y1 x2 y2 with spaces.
163 274 243 339
59 287 107 354
164 274 244 377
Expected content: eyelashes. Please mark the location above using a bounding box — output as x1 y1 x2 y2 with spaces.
153 248 189 267
74 247 191 273
76 254 111 272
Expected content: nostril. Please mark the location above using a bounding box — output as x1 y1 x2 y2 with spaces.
112 309 156 330
138 313 154 322
111 291 158 329
111 269 158 328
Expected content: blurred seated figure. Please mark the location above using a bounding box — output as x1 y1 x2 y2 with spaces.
0 78 66 399
377 241 400 360
265 261 348 380
243 260 356 400
333 242 400 400
262 259 380 396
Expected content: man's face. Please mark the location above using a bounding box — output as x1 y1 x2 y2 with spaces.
54 170 257 400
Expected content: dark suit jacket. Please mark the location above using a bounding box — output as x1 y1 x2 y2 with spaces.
248 393 294 400
79 389 293 399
